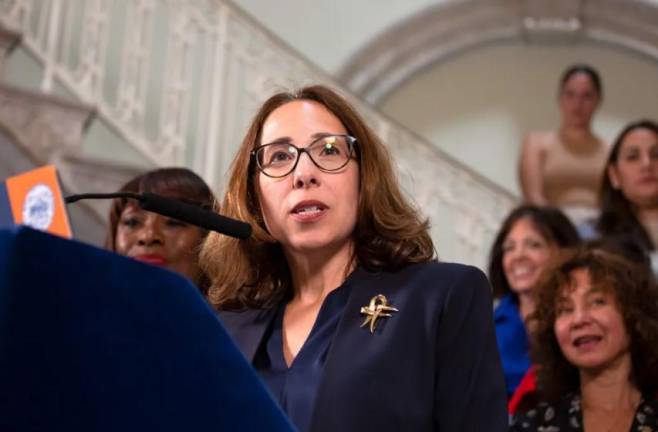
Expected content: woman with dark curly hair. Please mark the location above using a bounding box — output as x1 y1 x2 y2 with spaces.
201 85 507 431
511 245 658 431
488 205 580 397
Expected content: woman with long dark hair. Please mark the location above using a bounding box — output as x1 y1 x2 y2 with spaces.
488 205 580 397
595 120 658 266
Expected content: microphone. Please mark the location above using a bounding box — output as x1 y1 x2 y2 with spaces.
65 192 252 239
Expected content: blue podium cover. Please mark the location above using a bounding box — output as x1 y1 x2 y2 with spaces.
0 227 293 432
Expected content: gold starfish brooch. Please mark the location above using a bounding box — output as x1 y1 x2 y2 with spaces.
360 294 398 334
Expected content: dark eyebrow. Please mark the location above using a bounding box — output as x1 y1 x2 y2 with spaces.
621 146 639 152
261 132 340 147
311 132 338 139
260 136 292 147
585 286 606 295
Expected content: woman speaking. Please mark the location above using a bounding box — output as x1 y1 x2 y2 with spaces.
201 85 507 431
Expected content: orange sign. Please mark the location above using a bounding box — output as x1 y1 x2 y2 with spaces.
5 165 72 238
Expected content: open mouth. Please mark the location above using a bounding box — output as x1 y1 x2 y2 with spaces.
292 205 326 215
290 201 329 220
510 265 535 278
573 335 602 349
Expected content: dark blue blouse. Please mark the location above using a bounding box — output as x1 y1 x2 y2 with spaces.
253 275 355 432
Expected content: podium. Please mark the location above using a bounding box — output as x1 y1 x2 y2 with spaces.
0 227 293 431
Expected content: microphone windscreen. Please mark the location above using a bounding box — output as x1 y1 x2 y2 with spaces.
139 192 252 239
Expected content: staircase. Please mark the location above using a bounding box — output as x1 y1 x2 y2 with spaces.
0 25 146 246
0 0 517 267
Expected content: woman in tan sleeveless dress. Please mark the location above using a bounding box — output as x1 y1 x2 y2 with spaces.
519 65 608 224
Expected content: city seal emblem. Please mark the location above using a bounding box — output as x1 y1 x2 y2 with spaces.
22 183 55 230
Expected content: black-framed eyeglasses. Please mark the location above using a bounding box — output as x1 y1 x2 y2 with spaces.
251 134 358 178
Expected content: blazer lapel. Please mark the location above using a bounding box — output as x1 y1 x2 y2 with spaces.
218 307 277 363
308 269 399 430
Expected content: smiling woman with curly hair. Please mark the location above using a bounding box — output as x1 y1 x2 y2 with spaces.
511 245 658 431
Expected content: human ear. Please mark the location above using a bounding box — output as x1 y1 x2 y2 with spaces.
607 164 621 190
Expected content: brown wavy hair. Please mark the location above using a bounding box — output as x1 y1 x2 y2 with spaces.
105 167 216 294
529 244 658 403
200 85 435 310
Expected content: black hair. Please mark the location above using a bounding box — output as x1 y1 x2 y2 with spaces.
488 205 581 300
597 120 658 251
559 64 602 97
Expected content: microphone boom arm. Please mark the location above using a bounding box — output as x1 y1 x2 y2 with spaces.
65 192 252 239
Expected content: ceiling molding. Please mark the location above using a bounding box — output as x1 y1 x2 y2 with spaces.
338 0 658 104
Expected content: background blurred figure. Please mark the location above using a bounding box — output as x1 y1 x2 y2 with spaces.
519 64 608 225
106 167 216 295
488 205 580 397
594 120 658 274
511 245 658 431
507 235 653 415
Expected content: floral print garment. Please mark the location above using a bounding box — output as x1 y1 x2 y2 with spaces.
510 393 658 431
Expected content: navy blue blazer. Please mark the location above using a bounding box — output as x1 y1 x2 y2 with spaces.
220 261 508 432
